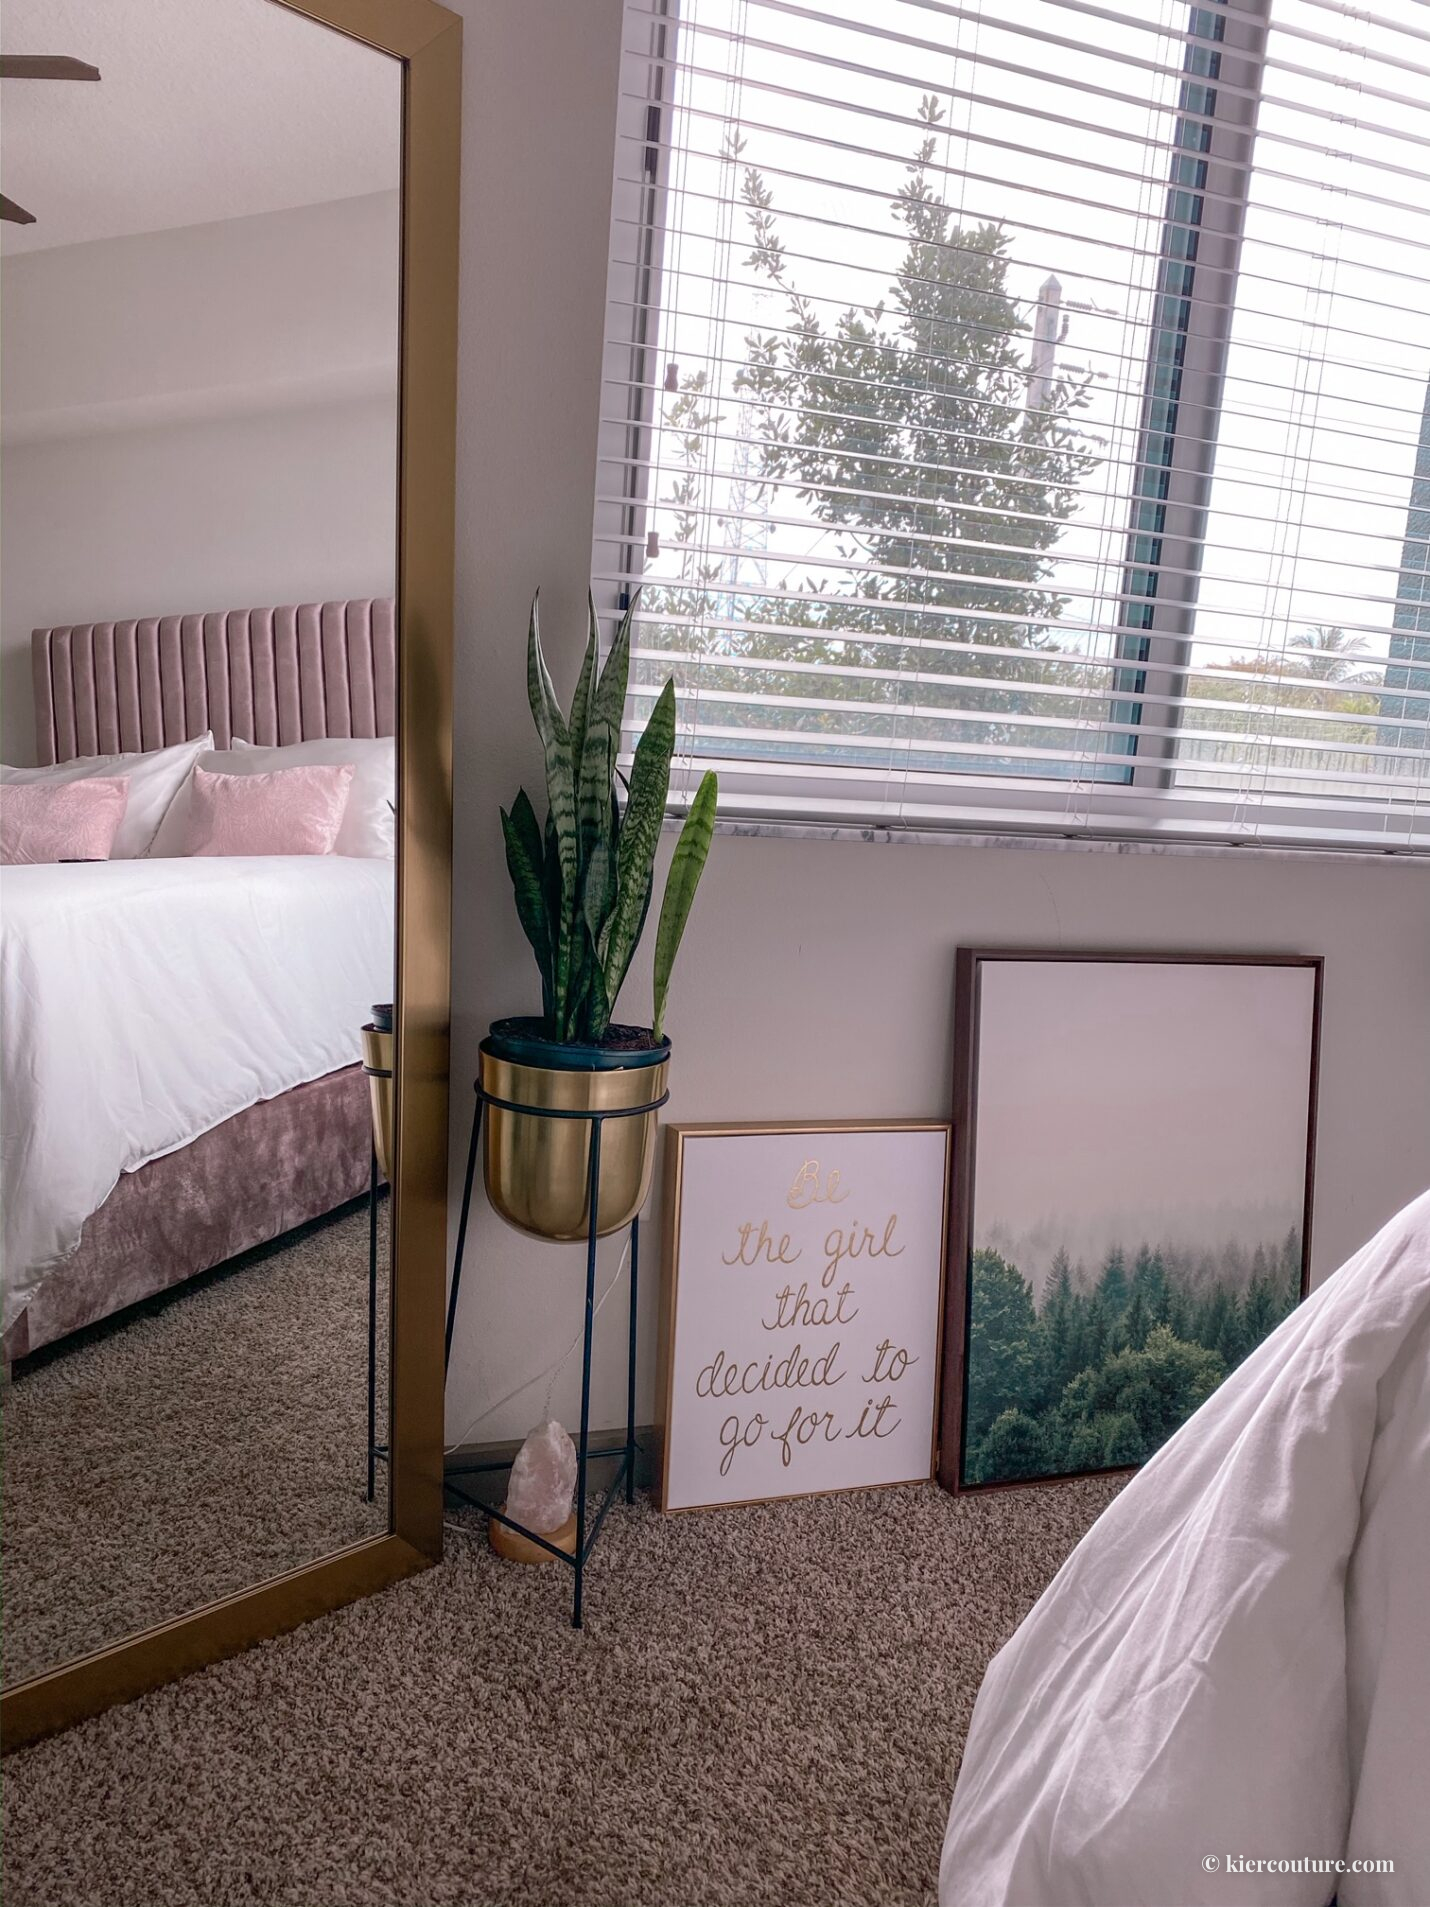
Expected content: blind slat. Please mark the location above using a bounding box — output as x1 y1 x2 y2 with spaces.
598 489 1421 599
639 7 1430 164
630 78 1430 244
627 692 1430 773
598 425 1430 550
602 352 1430 472
609 194 1430 366
612 160 1430 314
630 94 1430 285
617 610 1430 717
627 643 1430 726
599 568 1430 654
624 0 1430 83
603 527 1428 621
650 717 1426 796
596 451 1429 559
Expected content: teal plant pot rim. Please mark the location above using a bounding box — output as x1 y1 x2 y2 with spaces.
484 1016 672 1073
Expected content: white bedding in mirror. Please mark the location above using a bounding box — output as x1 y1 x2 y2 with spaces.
1 856 394 1331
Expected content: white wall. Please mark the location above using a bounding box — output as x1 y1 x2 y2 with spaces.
1 193 399 764
447 0 1430 1447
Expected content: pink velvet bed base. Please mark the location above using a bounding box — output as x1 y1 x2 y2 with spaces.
3 1066 374 1363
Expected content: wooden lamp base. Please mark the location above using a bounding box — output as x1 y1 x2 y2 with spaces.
488 1508 578 1565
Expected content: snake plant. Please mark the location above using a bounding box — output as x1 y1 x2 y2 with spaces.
501 592 717 1045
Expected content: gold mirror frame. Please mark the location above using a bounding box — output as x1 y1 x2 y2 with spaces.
1 0 460 1752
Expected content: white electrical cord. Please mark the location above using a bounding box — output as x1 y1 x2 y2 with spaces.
443 1516 486 1538
442 1235 632 1455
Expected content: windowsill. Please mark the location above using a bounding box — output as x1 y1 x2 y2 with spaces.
662 814 1427 867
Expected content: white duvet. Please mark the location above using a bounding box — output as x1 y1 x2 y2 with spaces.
1 857 393 1331
942 1189 1430 1907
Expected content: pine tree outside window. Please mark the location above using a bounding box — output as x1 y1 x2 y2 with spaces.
594 0 1430 851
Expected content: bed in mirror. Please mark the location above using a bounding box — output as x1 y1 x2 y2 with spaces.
0 0 459 1748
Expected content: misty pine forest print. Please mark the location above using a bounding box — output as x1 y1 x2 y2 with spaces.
962 1229 1305 1486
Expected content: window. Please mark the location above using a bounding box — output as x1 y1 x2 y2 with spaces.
595 0 1430 851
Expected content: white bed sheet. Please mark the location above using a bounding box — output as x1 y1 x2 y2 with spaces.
1 856 393 1331
941 1189 1430 1907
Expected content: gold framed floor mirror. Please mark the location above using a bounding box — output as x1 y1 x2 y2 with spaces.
0 0 460 1750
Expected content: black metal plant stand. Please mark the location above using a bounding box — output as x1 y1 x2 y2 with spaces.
365 1146 384 1502
441 1076 667 1629
362 1040 393 1504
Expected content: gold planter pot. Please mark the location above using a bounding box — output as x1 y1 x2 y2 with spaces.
361 1021 395 1181
480 1022 670 1243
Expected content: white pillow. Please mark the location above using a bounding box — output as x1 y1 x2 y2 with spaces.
150 735 394 858
0 731 213 859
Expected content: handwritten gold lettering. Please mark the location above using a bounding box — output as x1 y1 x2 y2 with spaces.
861 1338 916 1385
721 1219 802 1268
760 1280 859 1332
844 1395 900 1440
718 1412 766 1476
819 1212 905 1288
696 1341 845 1400
771 1405 844 1466
786 1159 851 1209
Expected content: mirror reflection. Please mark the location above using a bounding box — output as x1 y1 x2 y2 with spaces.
0 0 402 1686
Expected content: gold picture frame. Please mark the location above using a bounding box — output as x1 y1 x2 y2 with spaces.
658 1121 952 1515
1 0 461 1751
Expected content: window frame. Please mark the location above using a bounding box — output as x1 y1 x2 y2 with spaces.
597 0 1430 855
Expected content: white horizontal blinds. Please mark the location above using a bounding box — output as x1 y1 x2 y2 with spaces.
1168 0 1430 841
596 0 1430 847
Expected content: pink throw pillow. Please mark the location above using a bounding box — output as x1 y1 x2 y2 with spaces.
185 762 355 857
1 776 131 864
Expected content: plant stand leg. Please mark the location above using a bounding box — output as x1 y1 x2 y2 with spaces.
367 1147 379 1503
573 1118 602 1630
446 1090 483 1374
626 1215 639 1505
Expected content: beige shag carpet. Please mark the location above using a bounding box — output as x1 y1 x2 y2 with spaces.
2 1204 388 1684
2 1471 1120 1907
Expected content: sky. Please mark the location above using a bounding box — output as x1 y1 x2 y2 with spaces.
606 0 1430 810
970 958 1317 1290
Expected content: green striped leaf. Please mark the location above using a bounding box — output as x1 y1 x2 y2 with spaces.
563 937 591 1043
568 594 599 789
541 805 563 1020
601 678 675 1012
583 837 617 953
577 595 635 864
652 770 717 1040
582 922 612 1042
526 594 577 1024
500 789 552 1021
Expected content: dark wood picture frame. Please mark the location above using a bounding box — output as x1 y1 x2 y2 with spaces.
937 950 1322 1496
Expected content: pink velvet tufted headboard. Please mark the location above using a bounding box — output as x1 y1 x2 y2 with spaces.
31 599 396 765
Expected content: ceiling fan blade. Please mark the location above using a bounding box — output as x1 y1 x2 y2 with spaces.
0 56 101 81
0 194 38 225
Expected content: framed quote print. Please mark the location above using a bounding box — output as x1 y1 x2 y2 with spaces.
660 1123 951 1513
940 951 1321 1495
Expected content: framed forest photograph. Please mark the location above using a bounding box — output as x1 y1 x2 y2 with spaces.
941 951 1321 1493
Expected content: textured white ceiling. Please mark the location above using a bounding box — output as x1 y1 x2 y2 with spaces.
1 0 401 253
